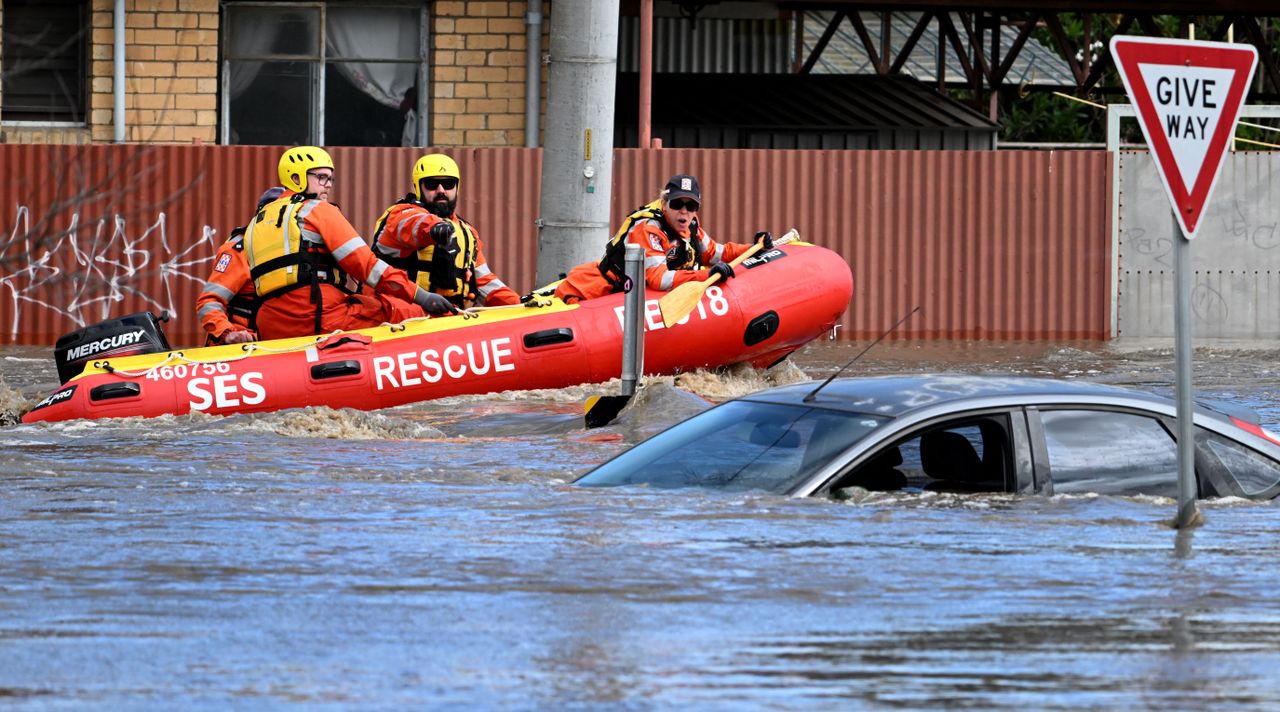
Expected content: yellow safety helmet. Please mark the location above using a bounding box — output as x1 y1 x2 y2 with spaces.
278 146 335 193
412 153 461 200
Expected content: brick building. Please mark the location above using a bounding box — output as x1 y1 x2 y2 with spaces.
0 0 549 147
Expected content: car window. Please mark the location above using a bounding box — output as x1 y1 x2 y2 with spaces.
829 417 1011 494
1197 429 1280 497
1040 409 1178 496
575 401 889 494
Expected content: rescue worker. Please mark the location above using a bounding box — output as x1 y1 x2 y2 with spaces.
245 146 456 341
554 174 773 303
371 153 520 309
196 187 285 345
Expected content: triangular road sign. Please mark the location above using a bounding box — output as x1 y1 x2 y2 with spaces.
1110 36 1258 237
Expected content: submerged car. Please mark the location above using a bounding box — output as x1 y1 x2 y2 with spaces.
575 375 1280 500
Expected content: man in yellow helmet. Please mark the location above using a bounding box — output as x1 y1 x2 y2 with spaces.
244 146 457 340
371 153 520 309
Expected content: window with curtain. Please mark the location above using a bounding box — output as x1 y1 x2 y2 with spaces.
1 0 88 123
222 2 426 146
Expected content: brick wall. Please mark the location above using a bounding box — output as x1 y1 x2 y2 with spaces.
430 1 549 147
89 0 219 143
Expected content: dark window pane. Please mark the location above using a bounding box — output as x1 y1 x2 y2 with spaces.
324 61 414 146
1 0 87 122
227 61 315 145
1041 409 1178 496
225 6 320 58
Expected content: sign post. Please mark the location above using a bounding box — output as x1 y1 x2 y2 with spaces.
1110 36 1257 527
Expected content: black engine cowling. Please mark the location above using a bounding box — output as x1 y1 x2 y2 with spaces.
54 311 172 384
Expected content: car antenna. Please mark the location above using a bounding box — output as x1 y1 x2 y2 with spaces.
803 306 920 403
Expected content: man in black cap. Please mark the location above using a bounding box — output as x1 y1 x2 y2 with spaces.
555 173 773 303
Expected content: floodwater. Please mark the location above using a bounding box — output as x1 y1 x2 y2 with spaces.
3 339 1280 709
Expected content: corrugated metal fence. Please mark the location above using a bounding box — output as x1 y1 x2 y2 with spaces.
0 145 1110 345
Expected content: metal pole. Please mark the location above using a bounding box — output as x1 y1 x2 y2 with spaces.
638 0 653 148
524 7 543 148
1173 209 1199 528
533 0 620 286
113 0 125 142
621 244 645 396
417 4 430 147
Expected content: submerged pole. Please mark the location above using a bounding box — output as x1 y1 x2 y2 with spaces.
621 244 645 396
1173 209 1200 528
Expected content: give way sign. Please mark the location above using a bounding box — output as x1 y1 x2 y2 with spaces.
1110 36 1258 237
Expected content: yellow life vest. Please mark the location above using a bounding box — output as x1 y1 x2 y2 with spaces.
243 195 337 298
597 198 702 289
372 197 478 304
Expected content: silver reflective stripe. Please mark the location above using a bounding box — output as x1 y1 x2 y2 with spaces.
300 228 324 246
474 263 492 277
660 271 675 290
477 278 506 298
366 259 389 287
709 243 725 263
295 199 321 219
202 282 235 301
198 302 226 319
373 242 396 258
400 214 428 242
644 255 665 269
332 236 364 262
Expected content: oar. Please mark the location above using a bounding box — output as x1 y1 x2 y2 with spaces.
657 229 798 328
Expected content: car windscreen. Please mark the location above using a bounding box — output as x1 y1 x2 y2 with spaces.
575 401 889 494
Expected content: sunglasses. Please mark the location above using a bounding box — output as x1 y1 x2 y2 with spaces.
422 177 458 191
307 172 334 186
668 198 699 212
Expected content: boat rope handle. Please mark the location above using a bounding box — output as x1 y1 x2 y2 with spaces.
95 330 346 378
461 296 556 319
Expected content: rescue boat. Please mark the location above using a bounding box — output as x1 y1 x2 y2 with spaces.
22 242 852 423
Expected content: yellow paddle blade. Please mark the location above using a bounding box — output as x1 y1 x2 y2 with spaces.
658 277 718 328
655 229 800 328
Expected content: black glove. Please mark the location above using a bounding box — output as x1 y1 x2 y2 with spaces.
708 261 735 281
416 289 459 316
754 231 774 250
429 220 455 246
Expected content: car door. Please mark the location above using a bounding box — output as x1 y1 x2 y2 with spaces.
1025 406 1184 497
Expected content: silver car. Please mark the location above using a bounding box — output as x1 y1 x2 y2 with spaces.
575 375 1280 499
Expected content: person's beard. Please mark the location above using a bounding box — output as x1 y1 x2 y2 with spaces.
425 195 456 218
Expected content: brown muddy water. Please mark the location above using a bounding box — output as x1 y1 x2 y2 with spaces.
2 339 1280 710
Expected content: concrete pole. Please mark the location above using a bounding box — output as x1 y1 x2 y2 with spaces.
113 0 126 142
534 0 620 286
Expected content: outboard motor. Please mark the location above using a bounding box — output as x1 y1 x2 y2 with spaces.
54 311 172 384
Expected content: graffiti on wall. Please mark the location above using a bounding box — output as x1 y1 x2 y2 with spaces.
1 204 221 340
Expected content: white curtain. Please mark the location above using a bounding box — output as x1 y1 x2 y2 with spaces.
226 13 282 100
325 8 419 109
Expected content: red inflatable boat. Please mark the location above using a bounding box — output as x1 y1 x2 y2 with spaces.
22 242 852 423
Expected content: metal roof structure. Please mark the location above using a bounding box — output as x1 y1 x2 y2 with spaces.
802 11 1076 86
615 72 998 149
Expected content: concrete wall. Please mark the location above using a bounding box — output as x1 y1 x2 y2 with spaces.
1116 151 1280 341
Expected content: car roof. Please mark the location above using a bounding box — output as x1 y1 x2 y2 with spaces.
740 374 1183 419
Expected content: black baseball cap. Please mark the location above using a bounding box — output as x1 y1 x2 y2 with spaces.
662 174 701 203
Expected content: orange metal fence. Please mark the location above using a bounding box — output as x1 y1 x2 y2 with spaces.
0 145 1109 345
